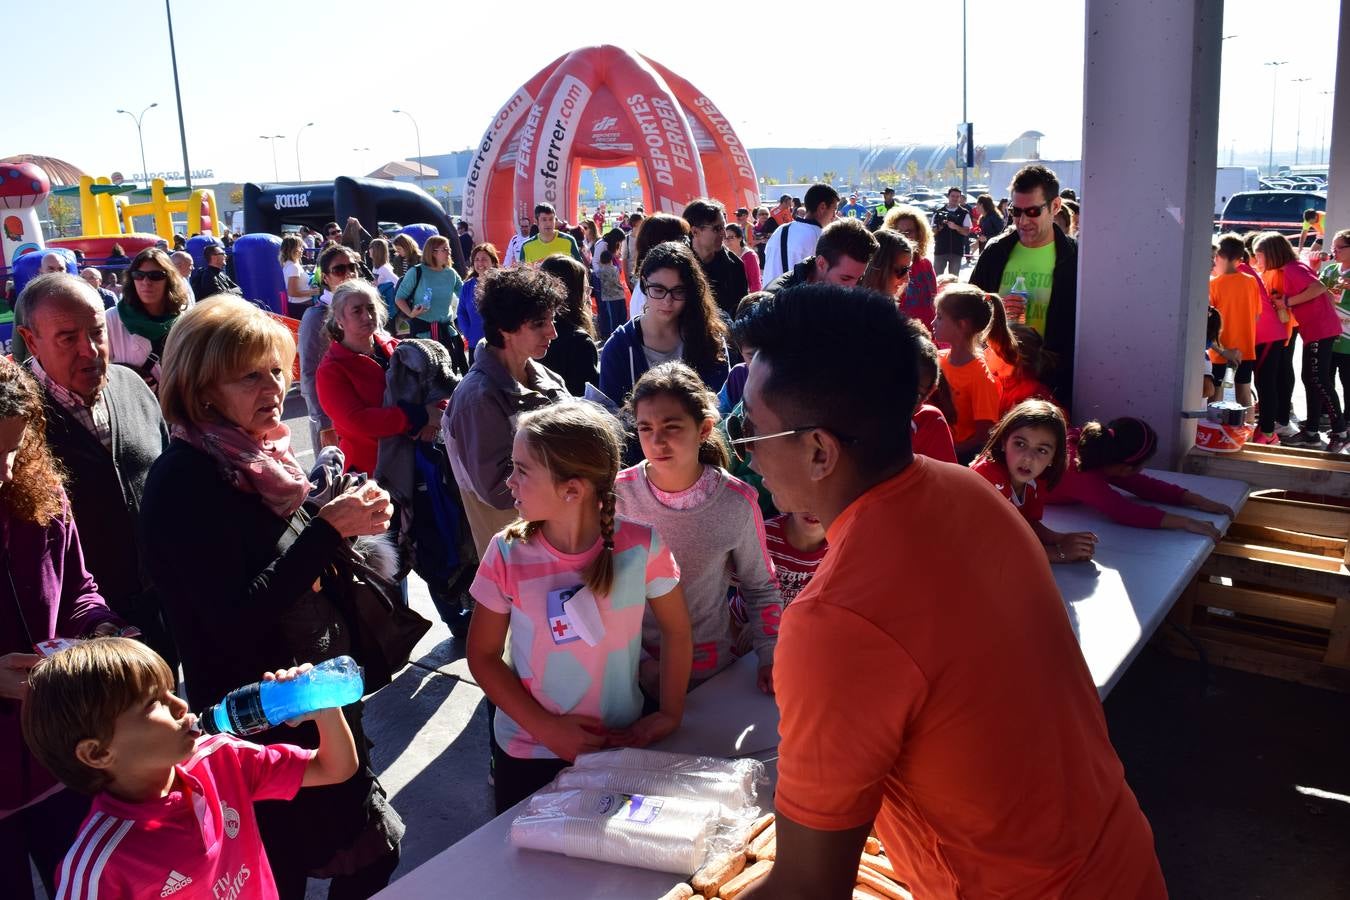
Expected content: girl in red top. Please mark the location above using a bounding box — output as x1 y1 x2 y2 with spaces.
972 400 1097 563
993 323 1058 417
905 317 957 464
1046 417 1235 537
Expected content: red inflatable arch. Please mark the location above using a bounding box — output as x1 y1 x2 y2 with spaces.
465 46 759 251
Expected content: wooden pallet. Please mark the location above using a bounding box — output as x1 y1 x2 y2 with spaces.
1183 444 1350 499
1163 488 1350 692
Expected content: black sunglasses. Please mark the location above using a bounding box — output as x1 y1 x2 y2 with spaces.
724 412 858 463
1008 202 1050 219
130 269 168 282
325 263 359 277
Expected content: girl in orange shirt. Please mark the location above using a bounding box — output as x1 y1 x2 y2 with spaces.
932 284 1013 462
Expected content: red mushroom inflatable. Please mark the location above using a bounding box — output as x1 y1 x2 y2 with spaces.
0 161 50 279
464 45 759 250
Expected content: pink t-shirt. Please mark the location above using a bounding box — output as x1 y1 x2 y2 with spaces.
56 734 313 900
1237 262 1285 346
1280 260 1341 343
471 517 680 759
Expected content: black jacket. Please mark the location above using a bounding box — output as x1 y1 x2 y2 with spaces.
969 225 1079 411
764 258 816 295
141 439 345 708
540 326 600 398
41 365 167 615
700 245 751 319
190 265 242 299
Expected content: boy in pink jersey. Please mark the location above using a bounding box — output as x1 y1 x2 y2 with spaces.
22 638 358 900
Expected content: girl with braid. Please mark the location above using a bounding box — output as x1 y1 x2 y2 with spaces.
466 400 693 813
616 362 782 697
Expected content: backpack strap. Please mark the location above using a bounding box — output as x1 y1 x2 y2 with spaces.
779 223 791 275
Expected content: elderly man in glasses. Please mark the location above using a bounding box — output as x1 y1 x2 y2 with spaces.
969 163 1079 409
14 273 176 667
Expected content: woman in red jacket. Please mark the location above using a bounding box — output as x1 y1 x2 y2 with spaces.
316 280 441 474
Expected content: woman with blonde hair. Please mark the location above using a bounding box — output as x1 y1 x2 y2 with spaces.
280 233 320 317
105 247 193 391
142 295 402 899
884 203 938 327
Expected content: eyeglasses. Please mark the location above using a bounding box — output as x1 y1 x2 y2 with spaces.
1008 202 1050 219
326 263 359 277
725 413 857 463
642 281 688 301
130 269 168 282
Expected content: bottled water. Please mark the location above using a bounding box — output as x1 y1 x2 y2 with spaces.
200 656 364 737
1008 275 1031 326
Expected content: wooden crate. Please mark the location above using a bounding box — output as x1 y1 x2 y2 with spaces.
1184 444 1350 499
1163 489 1350 692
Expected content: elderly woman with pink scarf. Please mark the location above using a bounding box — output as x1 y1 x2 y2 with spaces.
140 296 403 899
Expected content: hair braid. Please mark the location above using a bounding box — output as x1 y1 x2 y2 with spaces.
583 488 618 599
600 489 617 550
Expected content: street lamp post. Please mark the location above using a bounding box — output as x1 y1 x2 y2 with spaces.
164 0 193 189
295 122 315 183
1290 77 1311 165
115 103 158 186
960 0 968 196
259 135 285 182
1265 60 1289 174
1320 91 1333 164
392 109 425 189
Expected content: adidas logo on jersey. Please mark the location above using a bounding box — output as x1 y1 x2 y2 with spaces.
161 870 193 896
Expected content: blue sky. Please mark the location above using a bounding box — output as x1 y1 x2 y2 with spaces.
7 0 1340 183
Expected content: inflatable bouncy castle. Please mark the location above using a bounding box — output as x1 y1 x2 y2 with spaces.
1 161 50 282
464 45 759 250
47 175 219 263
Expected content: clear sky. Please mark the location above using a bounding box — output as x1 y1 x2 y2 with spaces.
6 0 1340 183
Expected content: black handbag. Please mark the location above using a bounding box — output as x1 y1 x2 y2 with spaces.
323 547 432 692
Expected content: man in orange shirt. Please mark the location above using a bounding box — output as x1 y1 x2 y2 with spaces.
771 194 795 226
734 285 1166 900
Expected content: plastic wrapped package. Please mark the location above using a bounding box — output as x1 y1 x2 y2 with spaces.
573 749 765 806
552 765 753 813
510 789 723 874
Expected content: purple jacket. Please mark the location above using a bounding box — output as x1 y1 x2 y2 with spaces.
1 500 120 816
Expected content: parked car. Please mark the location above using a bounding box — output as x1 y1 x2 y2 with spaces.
1216 190 1325 235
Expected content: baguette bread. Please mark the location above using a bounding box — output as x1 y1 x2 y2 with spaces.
719 860 773 899
691 852 745 896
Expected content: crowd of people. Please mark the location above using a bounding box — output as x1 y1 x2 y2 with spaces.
9 157 1341 900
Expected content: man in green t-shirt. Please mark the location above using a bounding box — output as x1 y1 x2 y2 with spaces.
969 164 1079 409
518 202 583 265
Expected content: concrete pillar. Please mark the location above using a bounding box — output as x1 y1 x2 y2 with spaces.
1324 0 1350 235
1076 0 1224 467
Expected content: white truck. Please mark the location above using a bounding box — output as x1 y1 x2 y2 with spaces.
986 159 1082 197
1214 166 1261 217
